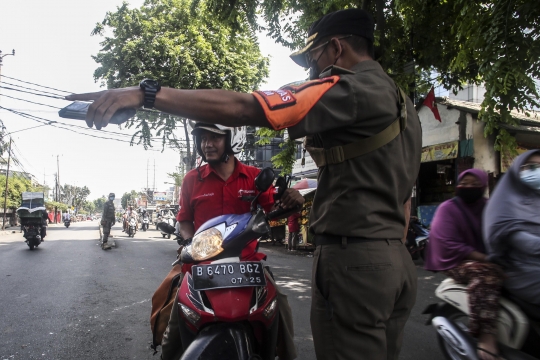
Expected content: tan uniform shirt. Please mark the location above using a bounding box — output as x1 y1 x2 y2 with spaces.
286 60 422 239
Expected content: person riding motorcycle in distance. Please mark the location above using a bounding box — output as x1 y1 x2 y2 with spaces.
161 123 303 360
124 206 135 232
141 209 149 230
101 193 116 250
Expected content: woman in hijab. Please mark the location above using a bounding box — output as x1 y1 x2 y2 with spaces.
484 149 540 309
425 168 504 360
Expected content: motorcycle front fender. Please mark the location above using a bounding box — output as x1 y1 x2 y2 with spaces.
180 322 253 360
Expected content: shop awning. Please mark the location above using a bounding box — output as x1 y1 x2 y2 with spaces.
421 141 459 163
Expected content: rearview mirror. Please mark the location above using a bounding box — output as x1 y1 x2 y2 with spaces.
255 167 275 192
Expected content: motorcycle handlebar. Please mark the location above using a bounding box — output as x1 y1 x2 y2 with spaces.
267 205 302 220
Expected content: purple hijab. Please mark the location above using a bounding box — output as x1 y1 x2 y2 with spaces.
424 168 488 271
483 149 540 259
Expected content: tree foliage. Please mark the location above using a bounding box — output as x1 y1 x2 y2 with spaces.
45 200 68 212
0 175 37 209
83 201 96 214
255 128 297 175
121 190 140 209
93 196 108 213
91 0 270 150
204 0 540 154
60 184 91 214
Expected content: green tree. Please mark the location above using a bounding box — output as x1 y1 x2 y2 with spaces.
83 200 96 214
203 0 540 155
121 190 139 209
91 0 270 150
45 201 68 212
60 184 91 214
0 175 37 208
93 196 108 213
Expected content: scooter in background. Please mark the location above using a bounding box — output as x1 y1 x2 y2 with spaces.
405 216 429 260
423 278 540 360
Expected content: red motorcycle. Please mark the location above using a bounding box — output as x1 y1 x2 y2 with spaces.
161 168 293 360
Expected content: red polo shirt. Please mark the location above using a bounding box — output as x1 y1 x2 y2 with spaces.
177 158 275 231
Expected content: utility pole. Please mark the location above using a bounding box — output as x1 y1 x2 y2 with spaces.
2 138 12 229
55 155 60 223
0 49 15 82
153 159 155 191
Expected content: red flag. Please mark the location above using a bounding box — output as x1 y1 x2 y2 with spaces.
423 87 441 122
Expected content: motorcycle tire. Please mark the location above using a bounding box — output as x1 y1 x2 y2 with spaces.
28 243 34 250
167 234 171 239
435 304 470 360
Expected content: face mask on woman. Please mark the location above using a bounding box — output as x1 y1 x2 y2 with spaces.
520 168 540 190
455 186 485 204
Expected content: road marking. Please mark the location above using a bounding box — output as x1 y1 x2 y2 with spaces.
111 299 150 312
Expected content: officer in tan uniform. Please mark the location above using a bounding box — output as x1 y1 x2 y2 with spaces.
101 193 116 250
68 8 422 360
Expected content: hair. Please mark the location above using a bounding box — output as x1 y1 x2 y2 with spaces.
318 34 374 59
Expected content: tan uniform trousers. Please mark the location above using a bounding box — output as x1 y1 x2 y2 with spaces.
311 240 417 360
161 269 297 360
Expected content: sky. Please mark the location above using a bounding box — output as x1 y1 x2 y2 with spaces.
0 0 307 201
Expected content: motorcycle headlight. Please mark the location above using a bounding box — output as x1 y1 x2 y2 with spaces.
191 228 224 261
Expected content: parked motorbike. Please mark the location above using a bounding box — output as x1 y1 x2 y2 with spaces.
64 219 71 228
406 216 429 260
423 278 540 360
158 168 297 360
127 216 137 238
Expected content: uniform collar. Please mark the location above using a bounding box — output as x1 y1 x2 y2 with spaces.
350 59 383 73
200 157 248 181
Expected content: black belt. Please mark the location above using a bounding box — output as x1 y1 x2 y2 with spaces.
314 234 402 247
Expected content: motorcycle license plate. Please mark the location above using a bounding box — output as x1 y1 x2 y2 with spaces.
192 262 266 291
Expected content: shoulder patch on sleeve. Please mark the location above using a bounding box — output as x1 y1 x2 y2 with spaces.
253 75 340 130
254 89 296 110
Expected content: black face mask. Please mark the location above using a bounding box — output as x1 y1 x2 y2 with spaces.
455 186 484 204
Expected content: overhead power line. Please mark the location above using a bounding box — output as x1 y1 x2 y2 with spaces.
0 85 66 99
0 93 63 109
0 74 72 94
1 81 67 97
0 105 188 146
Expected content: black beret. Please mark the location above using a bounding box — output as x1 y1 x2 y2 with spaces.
290 8 374 68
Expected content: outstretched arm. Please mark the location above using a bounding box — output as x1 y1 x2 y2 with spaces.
66 87 270 130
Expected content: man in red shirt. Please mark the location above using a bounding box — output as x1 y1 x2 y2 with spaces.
287 212 301 251
161 123 303 360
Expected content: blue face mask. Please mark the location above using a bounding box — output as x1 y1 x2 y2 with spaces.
109 197 115 201
520 168 540 190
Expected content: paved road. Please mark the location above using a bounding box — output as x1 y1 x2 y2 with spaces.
0 221 446 359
